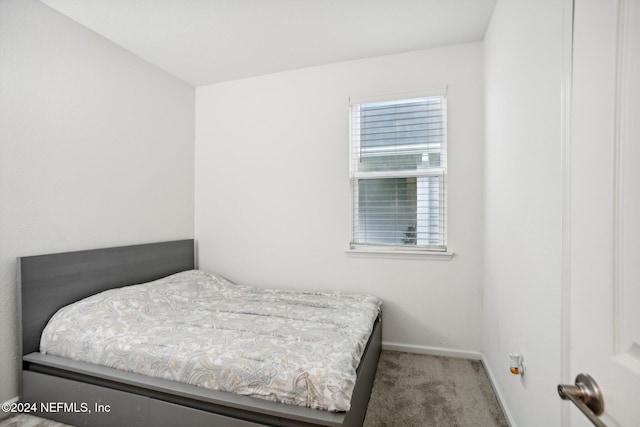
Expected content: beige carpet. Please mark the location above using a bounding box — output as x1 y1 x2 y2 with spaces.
1 351 508 427
364 351 508 427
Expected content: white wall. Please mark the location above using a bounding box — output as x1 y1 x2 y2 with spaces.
0 0 195 403
483 0 564 425
195 43 484 354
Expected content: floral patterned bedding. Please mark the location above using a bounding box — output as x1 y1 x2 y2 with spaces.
40 270 381 412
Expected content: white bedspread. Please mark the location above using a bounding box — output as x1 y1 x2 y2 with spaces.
40 270 381 411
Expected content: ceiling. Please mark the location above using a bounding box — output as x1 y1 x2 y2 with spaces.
40 0 497 87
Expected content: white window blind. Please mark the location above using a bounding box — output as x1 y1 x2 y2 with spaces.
349 92 447 251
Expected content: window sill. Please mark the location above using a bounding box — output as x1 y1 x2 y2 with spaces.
345 246 454 260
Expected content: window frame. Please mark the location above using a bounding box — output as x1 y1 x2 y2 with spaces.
347 88 451 257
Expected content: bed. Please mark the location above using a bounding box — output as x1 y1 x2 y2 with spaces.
19 240 382 427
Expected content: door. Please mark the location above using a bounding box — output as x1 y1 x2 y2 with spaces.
567 0 640 426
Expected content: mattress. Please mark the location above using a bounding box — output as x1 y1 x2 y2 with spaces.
39 270 381 412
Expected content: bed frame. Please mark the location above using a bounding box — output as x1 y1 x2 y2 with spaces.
18 240 381 427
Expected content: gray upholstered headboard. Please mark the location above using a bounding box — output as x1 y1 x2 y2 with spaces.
18 239 195 355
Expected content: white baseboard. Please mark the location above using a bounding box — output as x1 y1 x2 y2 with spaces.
0 396 19 421
481 355 517 427
382 341 483 360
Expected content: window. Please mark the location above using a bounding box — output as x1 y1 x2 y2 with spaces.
349 90 447 252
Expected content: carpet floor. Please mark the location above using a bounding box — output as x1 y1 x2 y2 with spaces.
1 351 508 427
363 351 508 427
